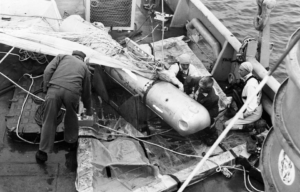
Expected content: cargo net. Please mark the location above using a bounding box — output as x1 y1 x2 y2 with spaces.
0 15 160 77
0 15 233 99
76 117 247 192
90 0 133 27
0 15 122 56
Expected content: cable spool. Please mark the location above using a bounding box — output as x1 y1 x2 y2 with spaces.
261 128 300 192
34 101 65 127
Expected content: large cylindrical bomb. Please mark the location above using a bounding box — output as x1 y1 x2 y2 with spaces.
105 67 211 136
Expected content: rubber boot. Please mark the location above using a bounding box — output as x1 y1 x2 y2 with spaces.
36 150 48 164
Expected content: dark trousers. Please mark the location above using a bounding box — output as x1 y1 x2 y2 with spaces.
39 85 80 153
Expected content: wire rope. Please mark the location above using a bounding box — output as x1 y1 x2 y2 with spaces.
95 121 238 177
14 74 64 144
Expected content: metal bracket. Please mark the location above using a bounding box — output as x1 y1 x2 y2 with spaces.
154 11 173 22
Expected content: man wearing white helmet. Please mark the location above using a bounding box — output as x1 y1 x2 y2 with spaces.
168 53 198 92
224 61 262 130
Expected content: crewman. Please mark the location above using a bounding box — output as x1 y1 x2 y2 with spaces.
35 50 92 163
168 53 198 92
224 61 262 130
188 76 219 146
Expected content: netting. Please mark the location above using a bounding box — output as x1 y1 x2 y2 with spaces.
0 15 163 80
76 117 248 192
90 0 133 27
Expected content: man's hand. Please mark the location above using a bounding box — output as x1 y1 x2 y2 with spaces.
178 84 184 92
85 108 93 116
189 93 195 99
239 112 245 119
243 111 253 118
85 115 93 120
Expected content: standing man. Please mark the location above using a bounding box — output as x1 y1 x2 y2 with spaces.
224 61 262 130
189 76 219 146
36 50 92 163
168 53 198 92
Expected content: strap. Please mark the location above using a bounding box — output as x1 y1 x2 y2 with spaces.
167 174 182 189
148 43 154 55
143 80 159 104
219 143 238 158
138 141 149 158
244 75 259 85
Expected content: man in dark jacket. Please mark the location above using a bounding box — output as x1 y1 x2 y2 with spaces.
36 50 92 163
188 76 219 146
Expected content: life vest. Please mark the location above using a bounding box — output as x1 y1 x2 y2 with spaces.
176 63 189 84
242 75 262 106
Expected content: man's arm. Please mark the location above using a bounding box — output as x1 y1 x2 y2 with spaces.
43 55 63 92
210 94 220 119
81 68 92 115
168 63 179 75
185 76 202 95
157 68 184 91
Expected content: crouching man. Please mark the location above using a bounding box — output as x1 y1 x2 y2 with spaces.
168 53 198 92
188 76 219 146
224 62 262 131
36 50 92 163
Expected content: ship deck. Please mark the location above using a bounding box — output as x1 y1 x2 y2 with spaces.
0 1 264 192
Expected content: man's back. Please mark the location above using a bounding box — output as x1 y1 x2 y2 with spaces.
43 54 90 96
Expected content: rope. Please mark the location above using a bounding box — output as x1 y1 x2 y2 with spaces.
178 28 300 192
0 71 66 112
95 122 233 171
31 88 44 105
0 47 15 64
0 13 63 21
135 24 160 43
34 101 65 128
19 49 49 64
0 50 49 64
13 74 65 144
243 167 255 192
216 166 233 178
247 174 264 192
14 74 40 144
161 0 165 61
149 16 156 59
80 126 172 139
80 122 245 184
1 17 164 78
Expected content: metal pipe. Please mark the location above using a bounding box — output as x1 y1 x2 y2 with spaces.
0 47 14 64
186 18 221 59
0 85 15 96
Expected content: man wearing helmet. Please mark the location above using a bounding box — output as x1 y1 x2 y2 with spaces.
168 53 198 92
224 61 262 131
